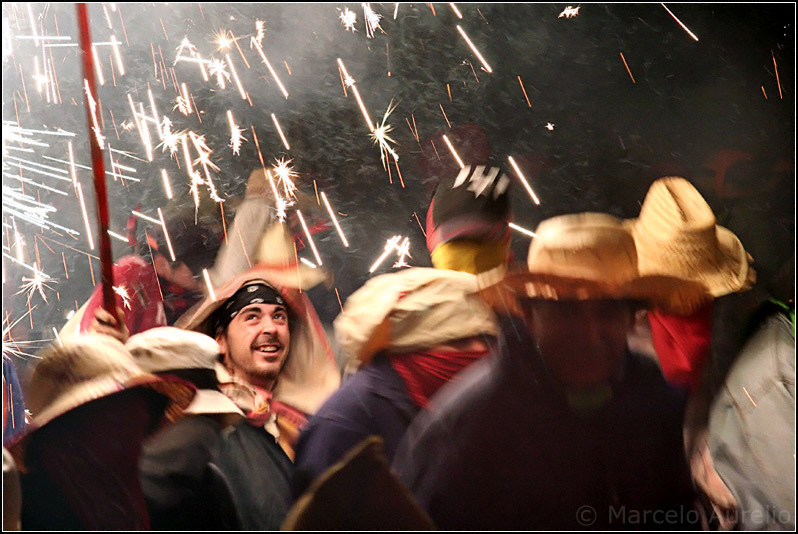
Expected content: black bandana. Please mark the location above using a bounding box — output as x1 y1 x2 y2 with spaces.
213 281 285 334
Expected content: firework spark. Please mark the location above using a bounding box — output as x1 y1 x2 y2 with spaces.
441 135 465 169
320 192 349 247
271 113 290 151
161 169 173 199
660 3 699 41
558 6 580 18
362 4 383 38
296 210 323 266
83 79 106 149
208 57 231 89
159 117 181 155
272 157 298 198
370 235 402 273
250 36 289 98
339 7 358 32
174 36 198 61
392 237 411 269
225 53 247 99
254 20 265 48
369 100 400 168
174 82 192 115
337 58 375 132
508 222 537 238
508 156 541 205
455 25 492 73
227 110 246 155
112 284 132 309
17 268 55 304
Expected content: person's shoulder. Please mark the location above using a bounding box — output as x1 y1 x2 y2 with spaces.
143 416 221 462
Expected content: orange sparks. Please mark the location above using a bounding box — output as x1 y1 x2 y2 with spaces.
772 50 783 99
456 25 493 73
334 287 344 312
271 113 290 150
442 135 465 169
508 155 541 205
321 192 349 247
619 52 636 84
439 104 452 128
660 3 699 42
761 86 768 100
518 76 532 107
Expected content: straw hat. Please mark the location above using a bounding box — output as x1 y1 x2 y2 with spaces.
10 334 195 468
477 213 711 316
126 327 243 427
334 267 499 367
627 177 755 297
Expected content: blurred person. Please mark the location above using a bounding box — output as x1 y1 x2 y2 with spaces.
293 267 498 498
3 376 21 531
393 213 710 530
694 259 795 530
7 334 194 530
176 222 340 530
128 327 244 531
2 356 26 445
421 123 514 275
63 168 281 343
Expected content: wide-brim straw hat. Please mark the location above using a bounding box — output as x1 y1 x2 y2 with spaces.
127 327 243 426
477 213 711 316
625 177 755 297
334 267 499 367
10 334 195 469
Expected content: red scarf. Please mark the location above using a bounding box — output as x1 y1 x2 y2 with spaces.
389 349 489 409
648 303 714 393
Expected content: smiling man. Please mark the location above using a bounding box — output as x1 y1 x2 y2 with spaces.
177 253 341 530
215 282 292 392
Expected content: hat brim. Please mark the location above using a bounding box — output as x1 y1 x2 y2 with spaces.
477 268 711 316
625 218 755 297
9 372 195 471
183 388 244 427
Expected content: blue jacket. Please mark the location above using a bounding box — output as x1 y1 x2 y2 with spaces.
293 355 417 499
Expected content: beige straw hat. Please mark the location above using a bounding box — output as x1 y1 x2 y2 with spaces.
477 212 711 316
626 177 755 297
10 334 195 468
126 327 243 427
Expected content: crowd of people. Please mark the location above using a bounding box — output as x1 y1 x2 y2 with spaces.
2 138 794 531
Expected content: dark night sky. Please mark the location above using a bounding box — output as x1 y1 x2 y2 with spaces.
2 3 794 353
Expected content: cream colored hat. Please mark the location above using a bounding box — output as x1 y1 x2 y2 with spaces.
477 212 711 316
10 334 195 468
334 267 499 367
126 327 243 426
626 177 755 297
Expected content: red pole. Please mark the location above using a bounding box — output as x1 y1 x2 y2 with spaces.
76 3 116 316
